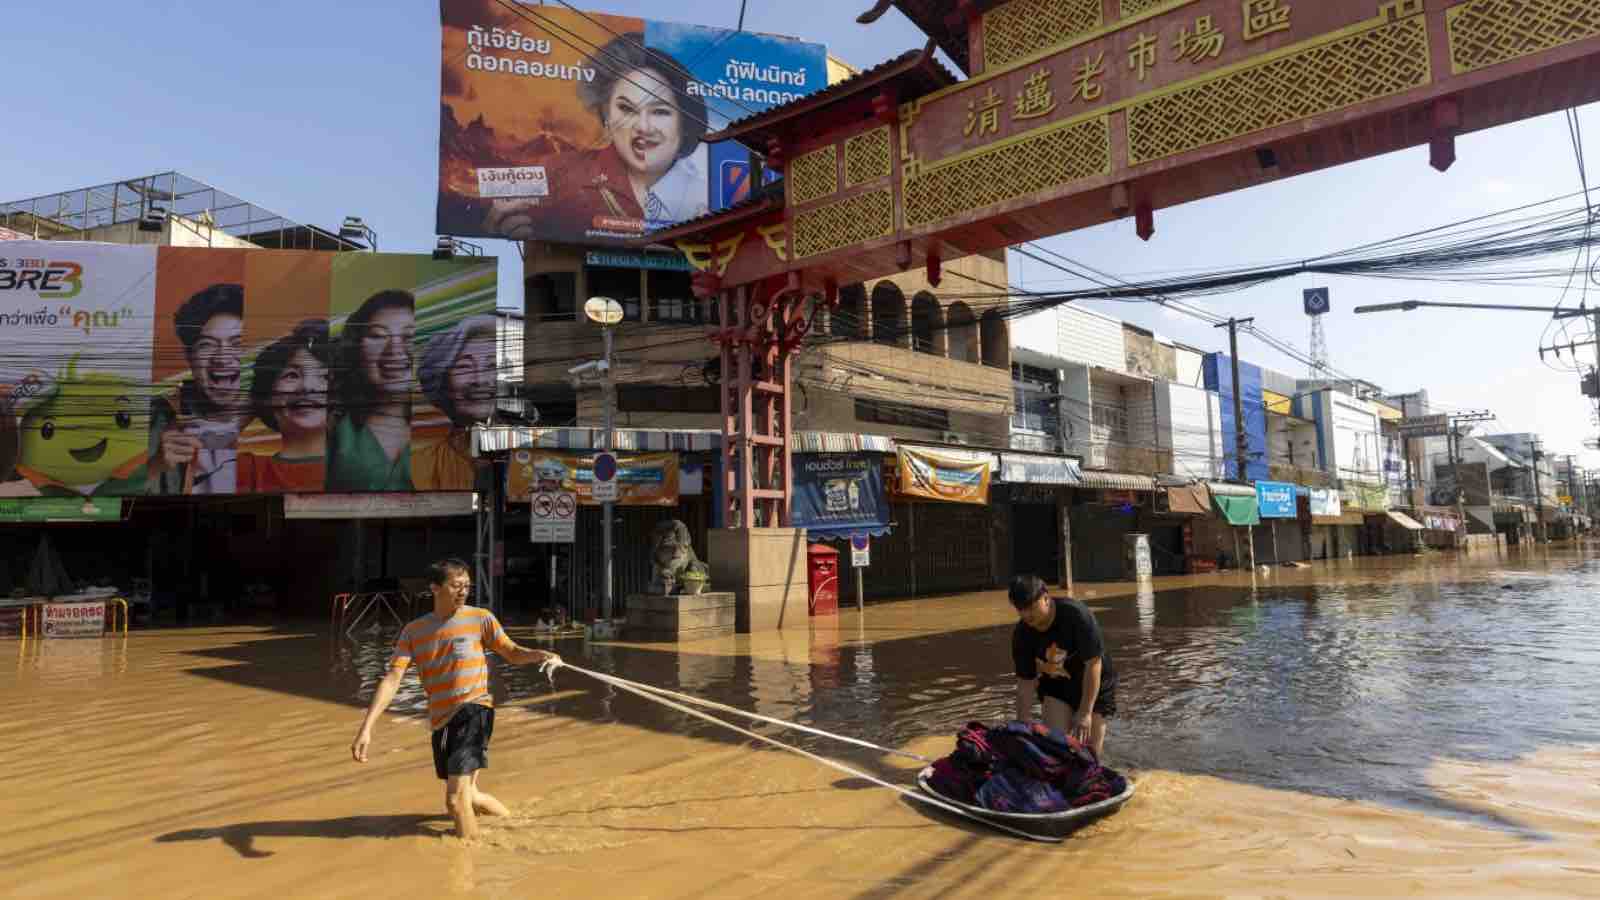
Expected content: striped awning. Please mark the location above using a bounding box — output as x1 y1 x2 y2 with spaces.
473 426 719 455
1000 453 1083 485
1207 481 1258 497
793 431 896 453
1075 470 1157 491
1386 510 1425 531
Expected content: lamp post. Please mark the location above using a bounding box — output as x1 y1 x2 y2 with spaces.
338 216 378 250
576 296 623 622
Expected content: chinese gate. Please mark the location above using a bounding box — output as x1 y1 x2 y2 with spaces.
649 0 1600 544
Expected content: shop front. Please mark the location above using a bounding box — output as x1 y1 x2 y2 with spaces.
1068 471 1159 582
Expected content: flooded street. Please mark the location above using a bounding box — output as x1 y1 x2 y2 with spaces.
4 548 1600 898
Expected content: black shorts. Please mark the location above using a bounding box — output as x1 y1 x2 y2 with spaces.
432 703 495 780
1037 677 1119 718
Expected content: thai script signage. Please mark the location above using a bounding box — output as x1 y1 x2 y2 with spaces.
507 450 680 506
895 446 992 505
437 1 826 244
1256 479 1297 518
793 452 890 538
42 601 105 637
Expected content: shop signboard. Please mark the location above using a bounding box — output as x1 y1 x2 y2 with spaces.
507 450 679 506
1309 487 1341 517
42 601 105 637
793 452 890 537
436 1 827 244
0 240 497 498
1255 480 1297 518
0 498 121 522
1396 414 1450 437
284 492 479 519
895 447 991 505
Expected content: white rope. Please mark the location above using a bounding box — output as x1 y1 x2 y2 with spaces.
580 665 934 763
550 661 1057 843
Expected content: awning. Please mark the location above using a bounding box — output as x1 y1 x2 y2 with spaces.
1386 510 1425 531
794 431 896 453
1207 481 1257 498
474 426 719 455
1214 494 1261 526
1077 470 1158 491
1313 512 1366 526
1001 453 1083 485
1165 484 1212 516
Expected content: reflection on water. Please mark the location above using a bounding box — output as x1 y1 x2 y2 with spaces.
5 549 1600 896
315 553 1600 826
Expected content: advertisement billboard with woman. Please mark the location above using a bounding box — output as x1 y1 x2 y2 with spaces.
436 1 827 243
0 241 496 498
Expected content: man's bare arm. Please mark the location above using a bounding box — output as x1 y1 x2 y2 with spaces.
352 667 405 762
1015 677 1038 723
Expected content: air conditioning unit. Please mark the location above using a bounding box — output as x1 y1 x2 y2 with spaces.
940 431 970 445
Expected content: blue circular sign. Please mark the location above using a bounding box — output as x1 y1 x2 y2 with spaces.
594 452 618 483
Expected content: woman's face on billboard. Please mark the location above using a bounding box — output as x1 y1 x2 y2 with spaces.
360 305 416 399
447 336 497 425
606 67 681 181
272 348 328 438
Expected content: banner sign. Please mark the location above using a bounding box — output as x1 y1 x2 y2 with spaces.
792 452 890 537
284 492 479 519
437 1 827 244
1255 480 1297 518
507 450 679 506
895 447 991 505
1309 488 1342 517
0 498 121 522
42 601 105 637
584 250 692 271
0 241 496 498
1395 414 1450 437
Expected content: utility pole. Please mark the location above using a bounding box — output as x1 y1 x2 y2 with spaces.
1215 317 1255 483
1530 438 1546 543
1400 395 1415 506
1445 410 1494 547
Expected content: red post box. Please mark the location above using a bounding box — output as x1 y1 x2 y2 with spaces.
806 543 839 617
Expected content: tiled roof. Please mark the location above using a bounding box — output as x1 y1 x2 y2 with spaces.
856 0 975 74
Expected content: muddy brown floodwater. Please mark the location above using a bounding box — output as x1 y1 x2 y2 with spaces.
4 548 1600 898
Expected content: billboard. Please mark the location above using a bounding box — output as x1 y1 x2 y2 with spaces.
792 452 890 538
0 241 496 498
506 449 679 506
437 0 827 243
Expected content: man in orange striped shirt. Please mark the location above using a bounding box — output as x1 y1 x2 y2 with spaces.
351 558 561 839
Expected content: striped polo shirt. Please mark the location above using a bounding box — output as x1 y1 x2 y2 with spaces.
389 606 516 731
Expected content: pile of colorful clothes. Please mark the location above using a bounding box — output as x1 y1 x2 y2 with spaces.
926 721 1129 814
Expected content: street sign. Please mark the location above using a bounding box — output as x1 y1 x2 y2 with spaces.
531 490 577 543
850 534 870 568
1303 287 1330 316
592 452 619 503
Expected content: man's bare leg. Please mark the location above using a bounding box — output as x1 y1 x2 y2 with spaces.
1089 714 1108 761
470 769 510 817
445 774 479 839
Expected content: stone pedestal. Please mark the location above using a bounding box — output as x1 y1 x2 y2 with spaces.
707 527 809 632
625 592 736 642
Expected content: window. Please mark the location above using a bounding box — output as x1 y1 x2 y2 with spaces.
855 398 949 430
618 385 719 413
584 266 642 322
1011 364 1058 432
648 269 701 324
527 272 576 322
1092 404 1128 435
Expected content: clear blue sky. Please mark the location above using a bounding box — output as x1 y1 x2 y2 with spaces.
5 1 1598 465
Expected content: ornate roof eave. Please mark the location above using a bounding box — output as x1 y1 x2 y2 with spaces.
857 0 992 74
705 41 955 155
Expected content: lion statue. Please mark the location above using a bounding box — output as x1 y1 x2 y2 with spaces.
648 519 710 595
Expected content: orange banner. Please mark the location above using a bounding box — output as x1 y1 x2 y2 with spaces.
894 447 990 505
507 450 679 506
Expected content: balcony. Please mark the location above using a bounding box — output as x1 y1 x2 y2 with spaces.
1268 464 1334 489
1073 440 1171 475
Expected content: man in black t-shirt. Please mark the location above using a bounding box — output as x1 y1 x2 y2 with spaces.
1009 574 1117 759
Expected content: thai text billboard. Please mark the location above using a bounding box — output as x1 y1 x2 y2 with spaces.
0 241 496 497
437 0 826 243
506 449 679 506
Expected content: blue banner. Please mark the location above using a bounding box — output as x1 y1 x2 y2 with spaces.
793 453 890 538
1256 480 1298 518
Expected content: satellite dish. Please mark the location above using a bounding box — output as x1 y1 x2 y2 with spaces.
584 296 625 326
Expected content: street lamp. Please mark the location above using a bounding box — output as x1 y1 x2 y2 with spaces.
577 296 623 626
432 236 484 260
338 216 378 250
